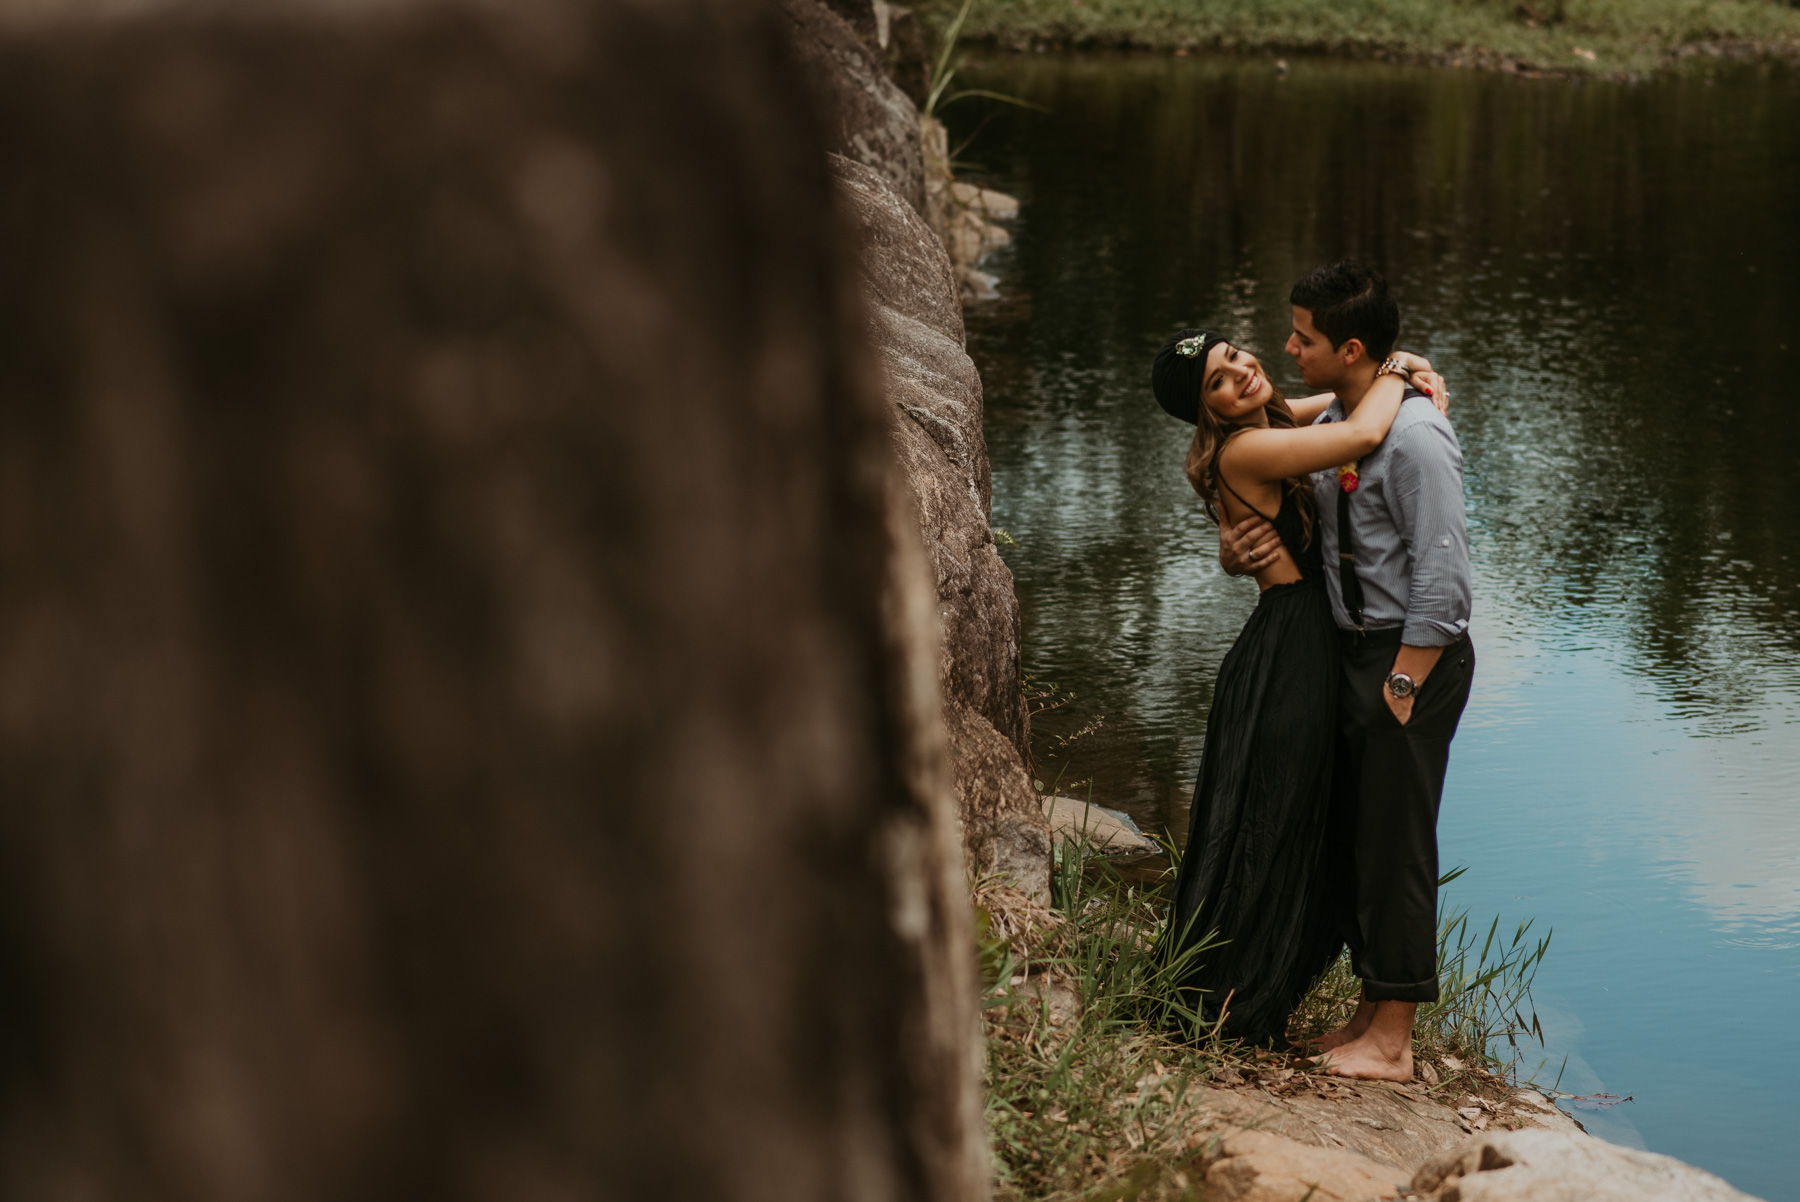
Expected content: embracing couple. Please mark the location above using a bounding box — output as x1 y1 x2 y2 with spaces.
1152 261 1474 1082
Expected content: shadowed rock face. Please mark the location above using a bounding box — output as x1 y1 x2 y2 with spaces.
778 0 926 214
831 154 1048 896
0 2 983 1199
777 0 1046 893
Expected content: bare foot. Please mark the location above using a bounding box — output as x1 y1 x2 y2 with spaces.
1311 1034 1413 1082
1307 1000 1416 1081
1314 1001 1376 1052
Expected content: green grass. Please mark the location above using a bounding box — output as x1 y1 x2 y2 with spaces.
977 850 1228 1200
977 842 1551 1200
928 0 1800 76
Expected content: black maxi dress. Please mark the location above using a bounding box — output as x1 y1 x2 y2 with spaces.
1167 483 1342 1047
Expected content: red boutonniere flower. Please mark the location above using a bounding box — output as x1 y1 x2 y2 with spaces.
1337 461 1360 493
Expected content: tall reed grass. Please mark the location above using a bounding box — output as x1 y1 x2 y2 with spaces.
979 845 1226 1199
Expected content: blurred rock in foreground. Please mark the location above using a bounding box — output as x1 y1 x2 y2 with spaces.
0 1 983 1199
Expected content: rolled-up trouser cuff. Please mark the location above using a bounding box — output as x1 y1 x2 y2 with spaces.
1362 975 1440 1004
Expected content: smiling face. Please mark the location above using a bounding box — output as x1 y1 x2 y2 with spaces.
1200 341 1273 424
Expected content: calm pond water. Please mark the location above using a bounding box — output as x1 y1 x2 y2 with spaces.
949 54 1800 1198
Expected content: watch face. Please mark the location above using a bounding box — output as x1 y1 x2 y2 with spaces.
1388 673 1416 698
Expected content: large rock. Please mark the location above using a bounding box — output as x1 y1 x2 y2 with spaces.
1411 1129 1763 1202
832 152 1049 897
779 0 926 214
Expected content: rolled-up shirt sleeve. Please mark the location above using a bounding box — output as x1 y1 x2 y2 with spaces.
1385 419 1472 647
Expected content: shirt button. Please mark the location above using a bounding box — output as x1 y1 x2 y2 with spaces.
1440 538 1450 547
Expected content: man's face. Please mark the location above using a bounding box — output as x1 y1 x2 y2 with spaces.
1284 305 1356 391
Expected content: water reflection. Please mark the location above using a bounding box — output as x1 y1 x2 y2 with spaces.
953 54 1800 1197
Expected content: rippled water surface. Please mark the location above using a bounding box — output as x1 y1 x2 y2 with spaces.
950 54 1800 1197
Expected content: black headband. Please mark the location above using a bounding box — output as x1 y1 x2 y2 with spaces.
1150 329 1226 425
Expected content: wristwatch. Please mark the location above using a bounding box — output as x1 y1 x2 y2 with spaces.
1377 357 1415 385
1384 671 1417 699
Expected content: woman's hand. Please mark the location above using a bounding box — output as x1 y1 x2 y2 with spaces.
1414 369 1450 416
1220 513 1280 577
1391 351 1450 415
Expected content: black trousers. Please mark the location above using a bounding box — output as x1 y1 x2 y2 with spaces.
1321 628 1474 1003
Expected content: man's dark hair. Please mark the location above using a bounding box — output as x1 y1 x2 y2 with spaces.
1289 260 1399 362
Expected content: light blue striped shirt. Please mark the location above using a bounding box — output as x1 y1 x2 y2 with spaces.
1311 394 1472 646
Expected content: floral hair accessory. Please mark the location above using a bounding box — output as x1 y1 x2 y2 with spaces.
1337 460 1360 493
1175 336 1205 358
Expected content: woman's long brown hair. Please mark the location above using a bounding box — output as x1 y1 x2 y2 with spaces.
1182 383 1318 546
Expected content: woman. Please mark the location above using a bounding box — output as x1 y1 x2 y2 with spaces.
1151 328 1442 1047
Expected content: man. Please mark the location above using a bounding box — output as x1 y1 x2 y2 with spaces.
1221 261 1474 1081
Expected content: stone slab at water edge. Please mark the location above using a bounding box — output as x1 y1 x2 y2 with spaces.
1181 1086 1763 1201
1412 1128 1764 1201
1041 794 1159 858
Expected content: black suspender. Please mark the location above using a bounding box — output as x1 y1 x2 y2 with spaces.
1337 484 1366 632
